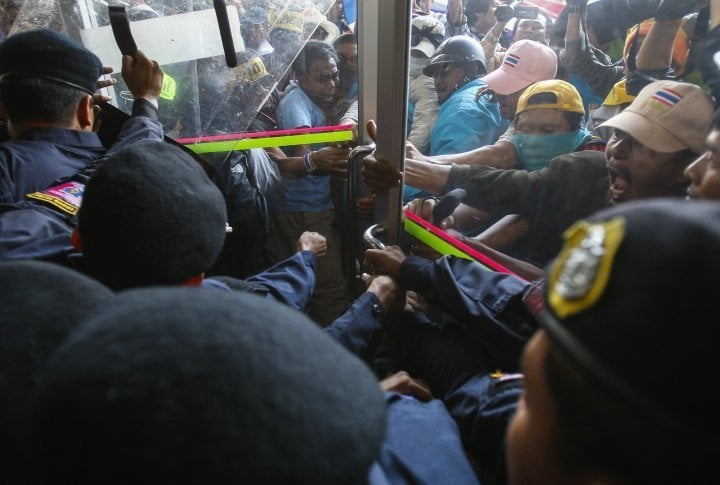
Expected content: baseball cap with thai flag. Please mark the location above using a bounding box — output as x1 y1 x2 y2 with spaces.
599 80 713 155
481 39 557 95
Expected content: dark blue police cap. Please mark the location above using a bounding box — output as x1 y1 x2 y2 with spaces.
77 141 228 290
0 29 102 94
31 287 387 483
538 199 720 441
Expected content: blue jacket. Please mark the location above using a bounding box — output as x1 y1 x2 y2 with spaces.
430 79 508 156
0 100 163 204
369 393 481 485
324 266 533 484
398 255 537 369
325 289 522 484
202 250 317 311
324 293 480 485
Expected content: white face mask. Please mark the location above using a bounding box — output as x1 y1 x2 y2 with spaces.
409 56 429 77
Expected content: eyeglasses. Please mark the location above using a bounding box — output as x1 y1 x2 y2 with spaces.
433 63 462 78
610 129 656 156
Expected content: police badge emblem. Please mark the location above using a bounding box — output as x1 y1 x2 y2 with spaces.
548 217 626 319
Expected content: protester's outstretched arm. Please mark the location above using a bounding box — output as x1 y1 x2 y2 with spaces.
362 120 515 196
402 198 541 280
472 213 529 251
403 158 452 195
451 228 545 281
407 139 518 168
559 0 623 98
274 145 349 178
636 18 683 71
480 13 511 73
447 0 464 28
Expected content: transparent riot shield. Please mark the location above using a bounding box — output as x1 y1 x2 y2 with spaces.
5 0 334 161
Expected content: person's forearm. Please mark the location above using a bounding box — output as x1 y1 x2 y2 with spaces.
431 142 517 169
130 98 160 120
480 25 505 73
404 158 452 195
447 0 464 26
265 146 286 159
475 214 528 251
481 22 505 56
712 0 720 29
447 204 490 232
275 155 308 177
636 18 683 70
564 9 582 43
274 144 313 177
559 38 622 97
245 251 316 310
457 233 543 281
106 101 163 155
323 292 384 356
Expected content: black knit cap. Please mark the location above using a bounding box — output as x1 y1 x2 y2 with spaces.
78 141 227 290
537 199 720 441
0 29 102 95
31 288 387 484
0 260 112 483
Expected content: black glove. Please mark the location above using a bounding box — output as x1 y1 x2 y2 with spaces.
655 0 705 21
494 5 514 23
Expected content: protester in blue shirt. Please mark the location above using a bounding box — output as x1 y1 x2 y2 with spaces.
424 35 508 156
271 40 350 325
403 34 507 202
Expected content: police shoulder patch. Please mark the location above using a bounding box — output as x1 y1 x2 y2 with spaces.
26 181 85 216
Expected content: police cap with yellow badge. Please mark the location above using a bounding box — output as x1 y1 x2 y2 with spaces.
537 199 720 440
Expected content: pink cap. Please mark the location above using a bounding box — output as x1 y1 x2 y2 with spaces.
482 40 558 95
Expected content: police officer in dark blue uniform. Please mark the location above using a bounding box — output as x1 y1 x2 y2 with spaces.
0 29 164 204
341 248 529 483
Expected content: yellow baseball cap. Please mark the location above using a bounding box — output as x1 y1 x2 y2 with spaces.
516 79 585 115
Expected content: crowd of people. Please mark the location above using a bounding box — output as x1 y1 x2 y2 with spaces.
3 0 720 483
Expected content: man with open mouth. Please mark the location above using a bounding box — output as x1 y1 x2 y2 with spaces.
366 80 713 269
601 80 710 204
